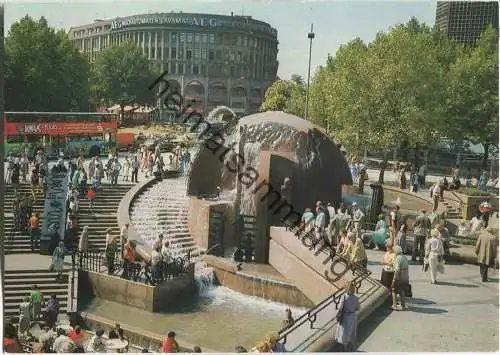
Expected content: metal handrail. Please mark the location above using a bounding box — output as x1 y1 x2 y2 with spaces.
277 220 376 346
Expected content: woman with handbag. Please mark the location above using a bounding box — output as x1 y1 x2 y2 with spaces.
391 246 410 311
334 281 359 352
424 229 445 284
380 240 396 288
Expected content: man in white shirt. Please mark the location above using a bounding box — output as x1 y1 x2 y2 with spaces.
111 159 122 186
431 182 441 212
315 206 326 243
326 203 336 245
161 241 172 264
120 224 129 258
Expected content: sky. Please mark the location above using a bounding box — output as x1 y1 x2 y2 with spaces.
4 0 437 79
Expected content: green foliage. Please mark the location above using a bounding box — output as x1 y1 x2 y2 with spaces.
91 41 158 108
5 16 90 111
305 18 498 161
260 76 306 116
460 188 491 196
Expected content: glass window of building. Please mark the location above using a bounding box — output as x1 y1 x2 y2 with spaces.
195 33 200 43
145 32 149 42
178 63 184 74
171 47 176 59
178 48 184 60
209 50 215 60
180 32 185 43
201 48 208 60
202 33 208 43
151 47 156 59
201 64 207 75
209 33 215 44
186 49 192 59
194 48 200 60
193 65 199 75
231 35 237 46
187 32 193 43
171 32 177 42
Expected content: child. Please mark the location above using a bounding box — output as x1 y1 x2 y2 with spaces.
87 187 96 210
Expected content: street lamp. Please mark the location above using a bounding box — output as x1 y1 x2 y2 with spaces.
305 24 315 121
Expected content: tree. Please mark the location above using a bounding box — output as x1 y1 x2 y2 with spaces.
260 75 306 116
446 26 499 168
5 16 90 111
91 41 158 121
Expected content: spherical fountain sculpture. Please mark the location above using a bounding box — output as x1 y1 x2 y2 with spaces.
187 111 353 262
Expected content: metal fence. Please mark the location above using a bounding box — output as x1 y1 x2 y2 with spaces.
75 250 191 286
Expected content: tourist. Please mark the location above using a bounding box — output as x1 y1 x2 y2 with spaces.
265 332 286 352
342 232 368 268
161 331 180 352
411 169 419 192
154 233 164 250
395 215 408 252
300 208 315 233
334 280 359 352
471 212 484 233
151 246 163 281
78 226 89 254
478 170 488 191
399 166 407 190
69 196 79 216
475 227 498 282
105 154 113 181
5 154 13 184
336 229 349 255
67 214 79 251
11 160 20 192
38 326 57 351
251 341 270 353
106 234 119 275
424 229 445 284
45 294 60 329
123 156 131 182
412 209 431 263
88 156 96 179
87 186 96 210
19 195 28 233
431 182 441 212
418 164 426 188
479 201 492 228
380 240 396 288
391 245 409 311
19 296 32 337
12 194 20 232
315 205 326 244
162 241 172 263
51 242 66 281
351 202 365 237
120 223 129 257
29 212 41 251
457 219 470 237
122 239 136 280
20 153 29 182
53 328 76 353
68 325 86 351
109 323 125 340
235 345 248 352
368 214 388 250
131 156 140 183
280 308 295 330
30 284 44 323
193 346 202 353
111 158 122 186
326 202 337 244
86 328 106 353
31 168 40 197
3 322 22 353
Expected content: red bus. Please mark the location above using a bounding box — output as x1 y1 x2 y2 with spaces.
4 112 118 159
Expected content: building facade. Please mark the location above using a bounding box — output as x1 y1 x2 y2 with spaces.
69 12 279 115
435 1 499 46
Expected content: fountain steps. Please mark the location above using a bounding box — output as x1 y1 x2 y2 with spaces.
131 177 203 259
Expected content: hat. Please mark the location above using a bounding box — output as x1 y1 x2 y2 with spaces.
430 229 439 238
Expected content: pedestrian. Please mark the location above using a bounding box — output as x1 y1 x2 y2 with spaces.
131 156 139 183
30 284 44 323
121 239 136 280
18 296 32 337
265 332 286 352
20 154 29 182
395 215 408 253
391 245 409 311
106 235 118 275
120 223 129 258
161 331 180 353
123 156 131 182
424 229 445 284
474 227 498 282
418 164 426 188
86 328 106 353
78 226 89 255
111 158 122 186
431 182 440 212
341 231 368 268
12 194 20 233
28 213 41 251
19 195 28 233
45 294 60 329
412 209 430 263
51 241 66 281
87 186 96 210
334 280 359 352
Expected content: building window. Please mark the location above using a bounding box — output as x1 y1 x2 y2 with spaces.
187 49 192 59
216 50 222 60
178 48 184 60
195 33 200 43
193 65 199 75
209 50 215 60
201 48 208 60
180 32 185 43
194 48 200 60
171 47 176 59
209 33 215 44
171 32 177 42
202 33 208 43
151 47 156 59
178 64 184 74
187 33 193 43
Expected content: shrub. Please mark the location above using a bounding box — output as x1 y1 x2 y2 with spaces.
459 188 491 197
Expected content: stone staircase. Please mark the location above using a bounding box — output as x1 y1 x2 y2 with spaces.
131 177 203 259
3 184 45 254
77 183 134 251
3 269 70 320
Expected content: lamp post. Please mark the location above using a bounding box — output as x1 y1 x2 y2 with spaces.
304 23 315 121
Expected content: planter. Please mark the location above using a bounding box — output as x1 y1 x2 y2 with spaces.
454 192 499 220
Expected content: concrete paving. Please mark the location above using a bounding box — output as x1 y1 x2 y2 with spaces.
357 249 499 352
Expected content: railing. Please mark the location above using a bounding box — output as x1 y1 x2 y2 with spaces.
75 250 191 286
449 190 465 216
277 219 377 347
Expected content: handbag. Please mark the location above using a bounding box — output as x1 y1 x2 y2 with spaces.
335 295 345 324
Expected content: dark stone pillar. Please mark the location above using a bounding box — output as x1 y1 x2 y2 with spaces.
367 183 384 230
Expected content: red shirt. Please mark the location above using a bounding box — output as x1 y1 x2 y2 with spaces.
87 190 96 200
161 338 179 353
68 330 85 344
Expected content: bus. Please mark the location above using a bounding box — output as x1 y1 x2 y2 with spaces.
4 112 118 159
